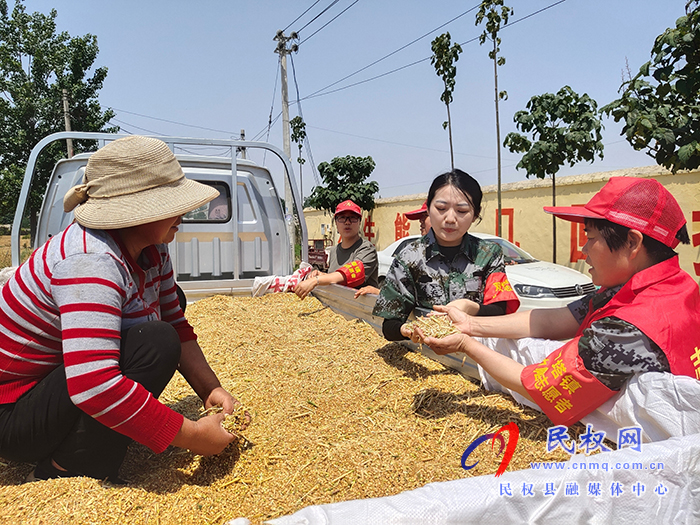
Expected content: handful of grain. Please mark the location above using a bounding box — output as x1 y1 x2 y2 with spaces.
406 314 459 339
200 404 251 438
222 406 250 436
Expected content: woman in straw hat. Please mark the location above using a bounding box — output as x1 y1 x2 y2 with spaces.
418 177 699 428
0 136 246 483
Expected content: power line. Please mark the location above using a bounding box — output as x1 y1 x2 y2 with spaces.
299 0 361 45
303 3 480 100
109 117 162 135
260 55 283 163
297 0 342 33
302 56 432 101
298 0 567 101
306 125 520 161
252 111 283 142
283 0 323 32
290 54 321 186
111 107 240 137
505 0 567 30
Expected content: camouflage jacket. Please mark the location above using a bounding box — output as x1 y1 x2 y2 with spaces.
372 231 508 322
567 287 670 390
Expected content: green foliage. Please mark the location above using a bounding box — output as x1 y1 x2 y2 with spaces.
503 86 604 179
303 155 378 216
602 0 700 173
290 115 306 166
430 32 462 108
476 0 513 62
0 0 117 224
430 32 462 168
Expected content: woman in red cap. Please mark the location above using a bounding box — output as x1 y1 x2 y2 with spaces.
293 199 379 300
420 177 699 427
373 169 520 342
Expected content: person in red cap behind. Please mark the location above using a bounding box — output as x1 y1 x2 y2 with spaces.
419 177 699 427
293 199 379 300
405 201 431 236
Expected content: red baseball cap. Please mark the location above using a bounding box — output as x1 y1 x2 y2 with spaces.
334 199 362 217
405 201 428 220
544 177 686 248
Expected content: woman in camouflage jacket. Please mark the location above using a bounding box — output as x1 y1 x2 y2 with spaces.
373 169 519 342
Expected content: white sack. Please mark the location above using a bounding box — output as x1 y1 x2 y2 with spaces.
252 262 313 297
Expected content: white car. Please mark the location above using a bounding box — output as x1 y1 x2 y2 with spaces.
376 233 595 310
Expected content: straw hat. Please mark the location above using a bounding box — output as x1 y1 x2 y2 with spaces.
63 135 219 229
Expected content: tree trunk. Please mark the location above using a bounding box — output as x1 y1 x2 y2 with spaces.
493 39 502 238
552 173 557 264
447 102 454 170
29 210 37 249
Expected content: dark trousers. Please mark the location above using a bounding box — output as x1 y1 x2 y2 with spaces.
0 321 181 479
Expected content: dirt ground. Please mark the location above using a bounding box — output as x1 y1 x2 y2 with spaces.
0 293 584 524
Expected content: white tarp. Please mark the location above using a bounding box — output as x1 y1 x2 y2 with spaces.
475 337 700 443
267 337 700 524
267 431 700 524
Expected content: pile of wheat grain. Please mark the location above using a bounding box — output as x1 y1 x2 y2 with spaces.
0 293 586 524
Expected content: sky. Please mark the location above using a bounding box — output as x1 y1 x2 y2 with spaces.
21 0 691 200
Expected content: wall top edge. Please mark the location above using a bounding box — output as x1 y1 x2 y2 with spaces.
479 165 685 194
304 165 698 211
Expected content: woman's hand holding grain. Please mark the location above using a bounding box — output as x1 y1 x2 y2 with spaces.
423 332 469 356
172 414 237 456
432 304 475 335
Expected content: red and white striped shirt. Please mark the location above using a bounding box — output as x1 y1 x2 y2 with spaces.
0 223 195 453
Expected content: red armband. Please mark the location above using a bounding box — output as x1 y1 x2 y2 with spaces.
336 260 365 288
484 272 520 313
521 338 617 426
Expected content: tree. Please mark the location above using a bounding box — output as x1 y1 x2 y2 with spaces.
602 0 700 173
0 0 116 229
504 86 604 263
304 155 378 217
289 115 306 201
476 0 513 238
430 32 462 170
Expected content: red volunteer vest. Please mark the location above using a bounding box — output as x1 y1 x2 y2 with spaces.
522 256 700 426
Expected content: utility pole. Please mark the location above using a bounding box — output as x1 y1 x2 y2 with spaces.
493 39 502 238
238 128 247 159
274 30 299 259
62 88 74 158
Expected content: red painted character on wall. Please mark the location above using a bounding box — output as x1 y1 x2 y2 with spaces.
363 215 375 244
394 213 410 241
494 208 520 246
567 204 588 263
